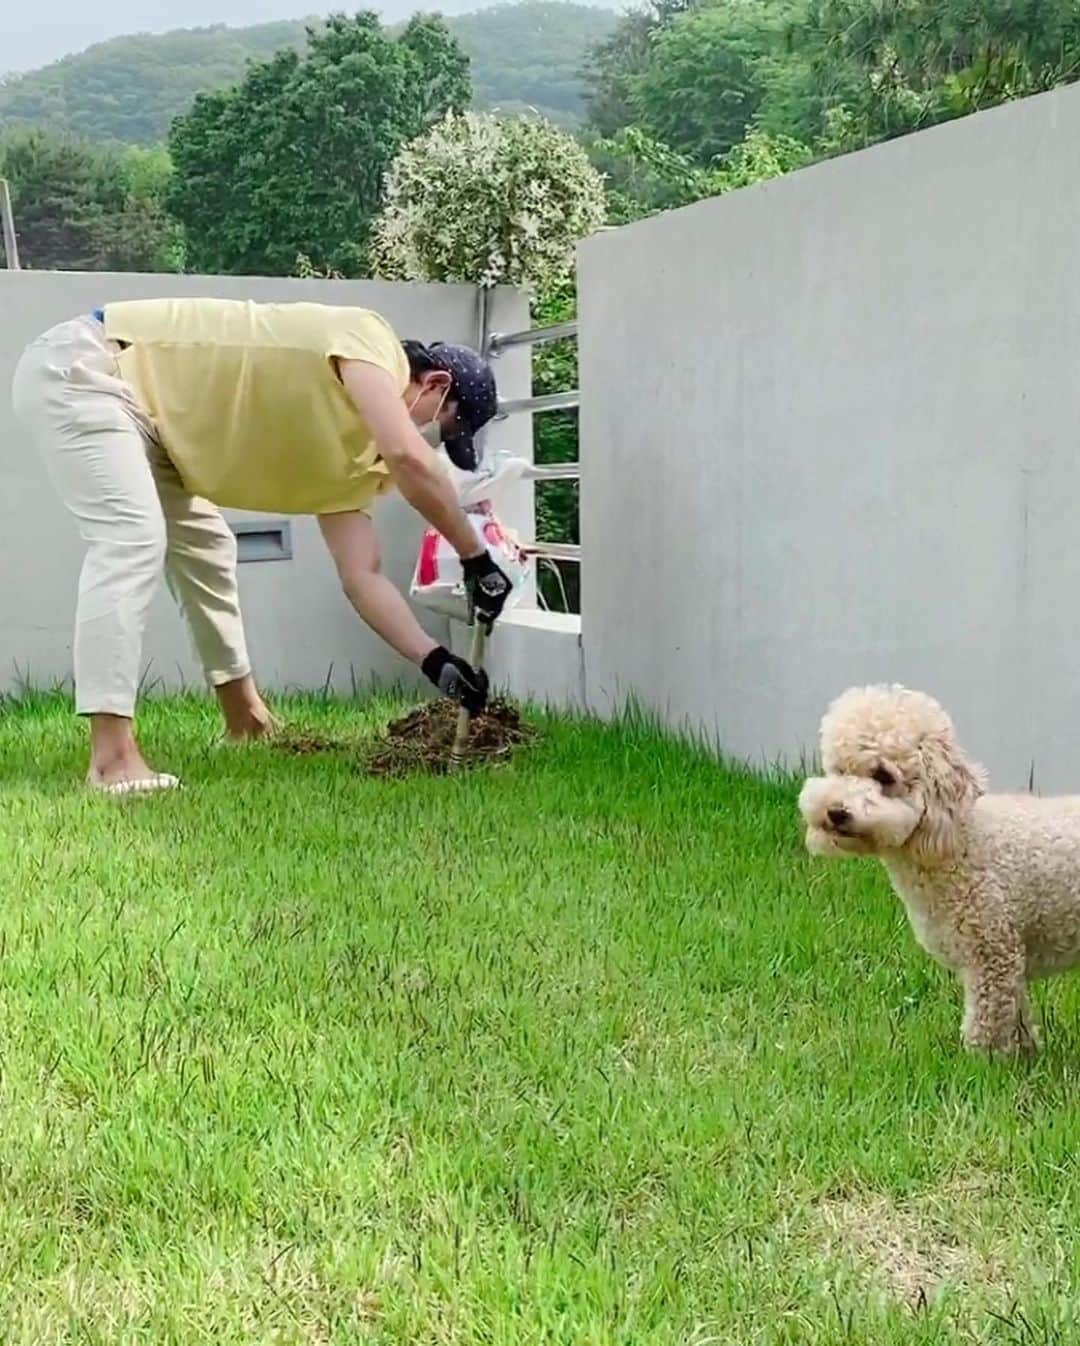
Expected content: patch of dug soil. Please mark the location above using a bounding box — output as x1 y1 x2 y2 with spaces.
363 698 536 777
273 730 349 756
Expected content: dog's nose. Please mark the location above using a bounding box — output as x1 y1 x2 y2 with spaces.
827 806 851 828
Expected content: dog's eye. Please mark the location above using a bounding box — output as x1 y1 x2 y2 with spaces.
872 766 897 789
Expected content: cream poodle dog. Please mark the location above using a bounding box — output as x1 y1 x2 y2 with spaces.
799 684 1080 1056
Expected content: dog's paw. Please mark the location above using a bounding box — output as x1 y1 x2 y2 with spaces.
962 1023 1040 1058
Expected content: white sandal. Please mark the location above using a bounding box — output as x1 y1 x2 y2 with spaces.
88 773 181 797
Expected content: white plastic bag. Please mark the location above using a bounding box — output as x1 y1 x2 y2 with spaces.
410 455 534 623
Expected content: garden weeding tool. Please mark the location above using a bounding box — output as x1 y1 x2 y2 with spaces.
449 620 487 771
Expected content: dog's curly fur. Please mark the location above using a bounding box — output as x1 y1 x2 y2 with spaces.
799 685 1080 1056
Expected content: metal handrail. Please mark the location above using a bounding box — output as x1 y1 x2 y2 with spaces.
487 320 578 356
523 541 580 562
485 310 581 569
497 389 579 419
525 462 580 481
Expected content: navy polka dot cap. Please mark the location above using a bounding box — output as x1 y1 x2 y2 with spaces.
428 342 499 472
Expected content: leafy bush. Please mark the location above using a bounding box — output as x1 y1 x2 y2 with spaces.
371 110 606 291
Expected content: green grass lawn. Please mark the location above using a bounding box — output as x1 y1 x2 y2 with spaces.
2 693 1080 1344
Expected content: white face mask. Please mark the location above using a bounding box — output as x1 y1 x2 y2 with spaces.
408 384 450 449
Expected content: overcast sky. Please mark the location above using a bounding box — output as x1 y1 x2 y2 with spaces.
5 0 618 74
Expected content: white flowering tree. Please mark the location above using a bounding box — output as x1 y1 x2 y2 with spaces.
371 111 606 291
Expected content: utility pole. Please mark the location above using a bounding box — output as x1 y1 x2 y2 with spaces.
0 179 20 270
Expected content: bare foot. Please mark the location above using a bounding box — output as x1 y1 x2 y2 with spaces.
222 704 280 742
216 676 279 741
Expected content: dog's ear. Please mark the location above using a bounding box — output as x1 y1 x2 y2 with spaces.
907 729 986 864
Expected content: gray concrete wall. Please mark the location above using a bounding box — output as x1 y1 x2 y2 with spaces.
0 271 530 697
579 83 1080 792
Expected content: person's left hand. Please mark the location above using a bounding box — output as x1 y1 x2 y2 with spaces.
462 550 513 631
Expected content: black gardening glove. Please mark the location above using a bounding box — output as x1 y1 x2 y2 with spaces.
421 646 489 714
462 551 513 632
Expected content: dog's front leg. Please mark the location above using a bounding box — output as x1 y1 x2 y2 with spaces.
960 948 1038 1057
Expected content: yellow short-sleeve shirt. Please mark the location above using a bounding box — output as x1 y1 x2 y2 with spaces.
104 297 410 515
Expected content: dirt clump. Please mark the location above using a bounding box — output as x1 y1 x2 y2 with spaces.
273 730 346 756
269 699 536 775
363 698 535 777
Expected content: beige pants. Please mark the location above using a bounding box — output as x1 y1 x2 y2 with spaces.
11 316 250 716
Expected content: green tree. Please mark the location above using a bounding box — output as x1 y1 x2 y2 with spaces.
798 0 1080 146
584 0 693 137
0 128 179 271
587 0 1080 184
0 129 119 270
592 124 811 223
107 146 186 272
627 3 776 161
587 0 825 167
168 12 470 277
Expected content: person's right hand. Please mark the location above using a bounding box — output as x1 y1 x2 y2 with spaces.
421 646 489 714
462 550 513 632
